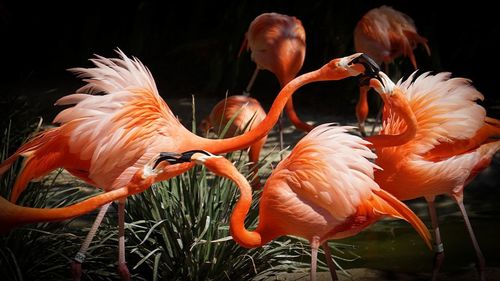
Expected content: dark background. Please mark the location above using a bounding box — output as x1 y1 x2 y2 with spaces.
0 0 499 146
1 1 500 276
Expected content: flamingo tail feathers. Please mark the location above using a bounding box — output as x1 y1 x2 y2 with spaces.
372 188 432 250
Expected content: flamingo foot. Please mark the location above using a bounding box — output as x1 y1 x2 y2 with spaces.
430 249 444 281
118 263 131 281
71 261 82 281
476 254 486 281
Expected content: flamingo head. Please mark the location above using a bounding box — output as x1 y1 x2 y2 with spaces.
361 71 396 96
321 53 380 80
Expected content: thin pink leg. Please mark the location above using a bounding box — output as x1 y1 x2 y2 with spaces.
452 194 485 281
370 102 383 136
427 198 445 281
117 199 130 281
322 242 338 281
278 112 285 155
71 202 111 281
244 67 259 95
310 236 320 281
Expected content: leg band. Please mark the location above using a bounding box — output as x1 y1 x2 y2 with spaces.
433 242 444 253
74 252 86 263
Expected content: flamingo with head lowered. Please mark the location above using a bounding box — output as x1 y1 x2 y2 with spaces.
0 50 377 280
199 95 267 188
152 124 432 281
240 12 311 150
354 5 430 136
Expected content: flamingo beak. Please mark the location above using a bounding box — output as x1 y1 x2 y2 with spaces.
153 150 214 168
153 152 184 168
322 53 381 80
355 53 383 88
352 53 380 77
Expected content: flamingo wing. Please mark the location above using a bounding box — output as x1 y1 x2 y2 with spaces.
381 72 486 156
52 50 181 189
270 124 381 221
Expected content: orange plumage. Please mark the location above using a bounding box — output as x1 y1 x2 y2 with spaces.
367 71 500 280
200 95 267 187
354 6 430 136
0 50 371 280
243 12 312 132
179 125 431 280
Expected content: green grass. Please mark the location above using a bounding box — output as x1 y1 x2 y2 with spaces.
125 150 313 280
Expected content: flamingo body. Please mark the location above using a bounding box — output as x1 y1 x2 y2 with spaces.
252 125 430 244
185 125 431 280
200 95 267 148
244 12 312 132
200 95 267 186
373 72 500 200
354 5 429 69
246 13 306 86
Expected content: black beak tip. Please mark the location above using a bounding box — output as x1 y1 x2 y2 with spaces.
153 152 182 169
352 53 380 77
153 150 212 168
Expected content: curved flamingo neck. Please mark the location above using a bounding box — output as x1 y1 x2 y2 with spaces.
356 85 369 123
365 90 417 148
194 69 322 153
202 157 265 248
0 187 129 233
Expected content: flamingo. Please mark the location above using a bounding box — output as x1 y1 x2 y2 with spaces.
199 95 267 188
354 5 430 136
240 12 311 150
0 50 376 280
364 71 500 281
153 124 432 281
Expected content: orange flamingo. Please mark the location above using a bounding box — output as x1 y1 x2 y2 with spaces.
154 124 432 281
0 50 375 280
199 95 267 187
240 12 311 150
354 5 430 136
365 71 500 281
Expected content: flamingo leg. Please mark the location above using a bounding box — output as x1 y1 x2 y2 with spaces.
310 236 320 281
358 122 366 137
71 202 112 281
117 199 131 281
452 193 485 281
426 198 444 281
369 100 383 136
244 67 260 95
278 112 285 156
322 242 338 281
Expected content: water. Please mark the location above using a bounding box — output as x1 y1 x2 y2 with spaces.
333 156 500 274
